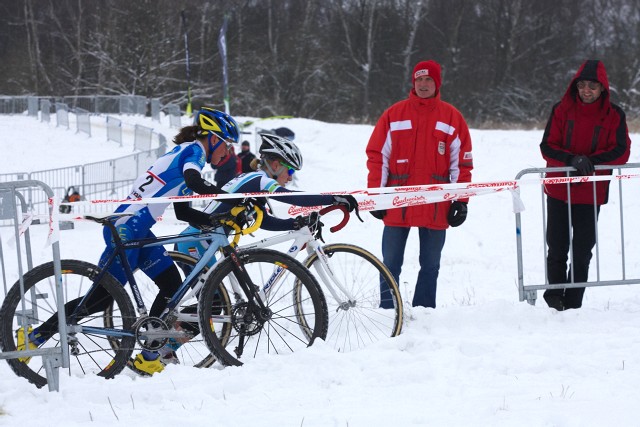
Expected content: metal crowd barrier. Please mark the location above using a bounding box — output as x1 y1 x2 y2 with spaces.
55 102 69 129
0 181 67 392
514 163 640 305
76 108 91 137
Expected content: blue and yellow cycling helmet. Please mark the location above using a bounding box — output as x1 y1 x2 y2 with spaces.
194 107 240 144
194 107 240 163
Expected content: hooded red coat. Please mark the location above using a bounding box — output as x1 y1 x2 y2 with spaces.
366 90 473 229
540 60 631 205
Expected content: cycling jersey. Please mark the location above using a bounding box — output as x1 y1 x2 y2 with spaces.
113 141 206 228
176 170 335 265
99 141 207 284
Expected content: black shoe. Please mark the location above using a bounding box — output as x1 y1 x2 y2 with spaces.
543 293 565 311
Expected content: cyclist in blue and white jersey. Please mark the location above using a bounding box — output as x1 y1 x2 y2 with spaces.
175 132 360 264
17 108 242 374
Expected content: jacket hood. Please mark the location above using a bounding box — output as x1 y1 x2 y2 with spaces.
563 59 610 104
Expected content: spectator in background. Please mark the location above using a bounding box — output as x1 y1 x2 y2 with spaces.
272 127 295 141
540 59 631 311
212 144 239 186
237 140 256 174
366 59 473 309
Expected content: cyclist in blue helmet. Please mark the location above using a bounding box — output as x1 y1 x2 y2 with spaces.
20 107 243 376
176 132 359 264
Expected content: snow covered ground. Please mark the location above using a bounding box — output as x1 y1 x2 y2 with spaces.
1 112 640 426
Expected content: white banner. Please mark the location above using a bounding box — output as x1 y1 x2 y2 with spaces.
51 172 640 222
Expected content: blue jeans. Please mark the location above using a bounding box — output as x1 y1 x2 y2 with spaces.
382 226 446 308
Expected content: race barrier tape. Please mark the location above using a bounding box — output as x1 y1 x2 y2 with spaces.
41 171 639 244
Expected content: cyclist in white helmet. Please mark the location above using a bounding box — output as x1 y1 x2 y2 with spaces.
177 132 359 258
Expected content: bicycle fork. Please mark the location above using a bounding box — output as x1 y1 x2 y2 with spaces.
306 242 357 312
222 246 272 358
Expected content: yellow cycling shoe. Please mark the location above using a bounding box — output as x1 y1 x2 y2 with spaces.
130 353 165 376
16 326 38 363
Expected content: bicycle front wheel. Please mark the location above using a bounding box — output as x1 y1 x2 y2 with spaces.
0 260 136 388
303 243 403 352
198 249 328 367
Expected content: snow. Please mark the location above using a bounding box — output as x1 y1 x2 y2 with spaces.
1 112 640 426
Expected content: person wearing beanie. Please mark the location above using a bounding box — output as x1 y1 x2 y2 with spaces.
540 59 631 311
237 140 257 174
366 59 473 309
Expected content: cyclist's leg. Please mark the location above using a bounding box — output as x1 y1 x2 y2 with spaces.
0 260 136 388
33 285 113 341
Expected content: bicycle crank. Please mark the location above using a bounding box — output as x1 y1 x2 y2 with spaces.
132 316 169 350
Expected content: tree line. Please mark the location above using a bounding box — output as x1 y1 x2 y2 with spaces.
2 0 640 127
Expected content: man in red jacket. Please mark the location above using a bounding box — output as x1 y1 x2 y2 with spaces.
540 59 630 311
366 60 473 308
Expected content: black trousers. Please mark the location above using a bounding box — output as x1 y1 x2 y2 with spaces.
544 196 600 309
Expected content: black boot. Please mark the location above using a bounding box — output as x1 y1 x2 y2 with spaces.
543 290 565 311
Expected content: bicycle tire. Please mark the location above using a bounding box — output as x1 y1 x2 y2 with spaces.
302 243 403 352
0 260 136 388
198 248 328 367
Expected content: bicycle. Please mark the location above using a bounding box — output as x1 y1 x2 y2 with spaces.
191 204 402 361
0 201 328 388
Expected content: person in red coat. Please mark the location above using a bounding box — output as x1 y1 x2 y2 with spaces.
540 59 631 311
366 59 473 308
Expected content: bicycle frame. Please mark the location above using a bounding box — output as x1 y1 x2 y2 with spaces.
68 207 264 342
239 206 357 308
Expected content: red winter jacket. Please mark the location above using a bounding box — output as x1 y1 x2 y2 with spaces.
540 60 631 205
366 90 473 229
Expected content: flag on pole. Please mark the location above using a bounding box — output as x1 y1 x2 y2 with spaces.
218 14 230 115
181 10 193 116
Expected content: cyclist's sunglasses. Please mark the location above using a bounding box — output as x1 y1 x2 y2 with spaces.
210 135 235 152
279 160 296 176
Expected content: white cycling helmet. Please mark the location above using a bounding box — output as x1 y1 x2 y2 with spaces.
258 133 303 170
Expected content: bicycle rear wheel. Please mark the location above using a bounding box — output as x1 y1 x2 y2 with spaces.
303 243 403 352
198 248 328 367
0 260 136 388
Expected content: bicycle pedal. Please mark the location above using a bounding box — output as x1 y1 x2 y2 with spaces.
127 359 153 377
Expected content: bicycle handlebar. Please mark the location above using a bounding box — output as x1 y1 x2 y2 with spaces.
221 204 264 246
319 204 350 233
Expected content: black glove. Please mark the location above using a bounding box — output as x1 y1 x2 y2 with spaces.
447 201 468 227
370 210 386 220
569 155 595 176
293 211 323 237
333 195 359 212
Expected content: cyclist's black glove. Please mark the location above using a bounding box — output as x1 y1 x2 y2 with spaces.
293 211 324 240
333 195 358 212
333 195 363 222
